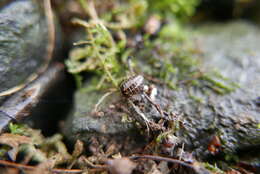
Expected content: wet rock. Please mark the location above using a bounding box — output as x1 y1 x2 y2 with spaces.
175 21 260 159
0 0 49 96
0 0 66 134
63 89 147 153
0 63 66 133
64 21 260 158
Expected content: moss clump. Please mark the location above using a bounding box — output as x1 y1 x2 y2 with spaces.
133 21 198 89
9 122 27 135
147 0 200 20
66 0 149 90
134 21 237 93
66 0 234 94
66 21 121 88
204 162 225 174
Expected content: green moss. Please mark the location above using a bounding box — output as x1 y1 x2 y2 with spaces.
147 0 200 20
134 23 197 86
8 123 27 135
138 19 238 93
224 153 239 163
66 21 122 88
155 130 174 143
0 145 11 158
204 162 225 174
66 0 150 90
200 74 236 95
73 74 83 89
189 95 204 103
66 0 235 95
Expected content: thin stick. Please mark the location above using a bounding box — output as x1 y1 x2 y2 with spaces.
93 91 114 112
0 84 26 97
127 56 134 75
44 0 55 66
128 100 151 135
36 0 56 77
82 157 107 169
143 93 164 117
129 155 194 169
0 159 83 173
78 0 99 21
87 0 99 21
179 143 185 160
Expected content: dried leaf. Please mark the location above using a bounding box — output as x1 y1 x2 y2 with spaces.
19 144 47 163
41 134 71 161
72 140 84 158
31 154 63 174
208 135 222 155
147 163 163 174
0 133 31 160
107 157 136 174
0 133 31 147
157 161 170 174
105 143 117 157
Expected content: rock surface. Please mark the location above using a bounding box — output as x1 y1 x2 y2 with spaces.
184 21 260 158
0 63 66 133
63 21 260 159
0 0 48 94
63 90 147 153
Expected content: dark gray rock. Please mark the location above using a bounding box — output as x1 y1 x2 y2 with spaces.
63 89 147 152
179 21 260 158
0 0 48 94
0 0 65 134
0 63 66 133
64 21 260 158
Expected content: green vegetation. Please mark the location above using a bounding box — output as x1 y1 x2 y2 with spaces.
9 122 27 135
0 123 70 163
148 0 200 20
204 162 225 174
66 21 121 88
66 0 235 95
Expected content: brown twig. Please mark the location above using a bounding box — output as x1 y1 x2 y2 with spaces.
129 154 195 169
143 93 164 117
43 0 55 70
142 73 165 85
93 91 114 113
81 156 107 169
0 159 83 173
78 0 99 22
0 84 26 97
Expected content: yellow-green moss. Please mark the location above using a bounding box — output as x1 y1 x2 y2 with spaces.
66 0 235 95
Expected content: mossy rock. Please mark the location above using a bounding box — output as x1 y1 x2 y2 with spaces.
64 21 260 159
175 21 260 159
